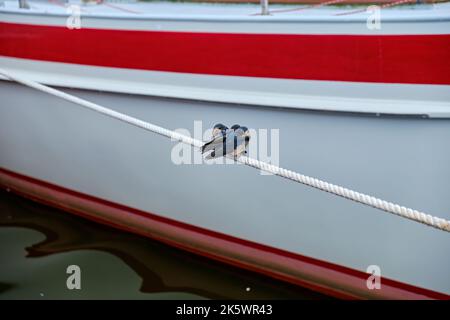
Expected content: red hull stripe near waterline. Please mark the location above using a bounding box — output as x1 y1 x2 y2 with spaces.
0 167 449 299
1 22 450 85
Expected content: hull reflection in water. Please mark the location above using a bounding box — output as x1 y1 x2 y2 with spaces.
0 190 330 299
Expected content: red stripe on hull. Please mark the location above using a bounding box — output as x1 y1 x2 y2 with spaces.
1 22 450 85
0 167 448 299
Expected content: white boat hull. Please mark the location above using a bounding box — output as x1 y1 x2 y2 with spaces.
1 1 449 298
1 80 449 298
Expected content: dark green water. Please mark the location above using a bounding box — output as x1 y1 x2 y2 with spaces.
0 190 330 300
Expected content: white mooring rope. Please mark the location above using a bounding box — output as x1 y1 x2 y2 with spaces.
1 69 449 233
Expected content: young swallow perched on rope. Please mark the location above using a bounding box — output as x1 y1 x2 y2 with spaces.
231 126 250 159
203 125 250 160
201 123 234 154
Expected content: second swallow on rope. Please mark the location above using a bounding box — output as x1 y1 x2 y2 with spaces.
201 123 250 160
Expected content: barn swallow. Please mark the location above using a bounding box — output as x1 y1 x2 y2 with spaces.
201 123 230 154
205 126 250 160
232 126 250 158
211 123 228 138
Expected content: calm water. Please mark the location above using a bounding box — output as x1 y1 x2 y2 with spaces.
0 190 330 300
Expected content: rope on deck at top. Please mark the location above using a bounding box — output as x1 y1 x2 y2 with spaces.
335 0 417 16
1 68 449 233
257 0 348 15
